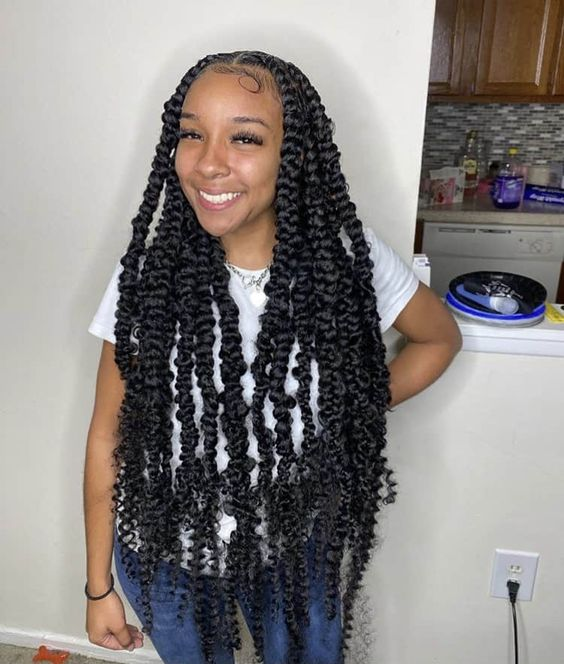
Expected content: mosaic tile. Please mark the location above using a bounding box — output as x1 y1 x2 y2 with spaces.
421 102 564 175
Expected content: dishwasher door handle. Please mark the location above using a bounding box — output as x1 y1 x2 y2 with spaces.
437 227 476 234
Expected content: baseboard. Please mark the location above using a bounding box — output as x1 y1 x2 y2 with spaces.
0 625 257 663
0 625 160 663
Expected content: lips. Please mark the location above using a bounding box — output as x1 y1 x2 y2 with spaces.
197 189 242 211
200 190 241 204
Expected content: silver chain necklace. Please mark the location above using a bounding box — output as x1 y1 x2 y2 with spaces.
225 262 270 307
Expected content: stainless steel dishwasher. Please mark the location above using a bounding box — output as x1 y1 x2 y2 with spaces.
421 222 564 301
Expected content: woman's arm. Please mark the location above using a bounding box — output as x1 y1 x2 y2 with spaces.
83 341 143 651
387 283 462 407
84 341 123 594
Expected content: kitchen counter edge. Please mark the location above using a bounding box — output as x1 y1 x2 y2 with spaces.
456 312 564 358
417 202 564 226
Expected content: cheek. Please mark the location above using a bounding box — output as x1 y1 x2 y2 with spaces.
265 158 280 195
174 149 195 197
174 147 188 179
248 153 280 193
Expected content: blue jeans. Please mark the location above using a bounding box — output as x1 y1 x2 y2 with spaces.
114 535 343 664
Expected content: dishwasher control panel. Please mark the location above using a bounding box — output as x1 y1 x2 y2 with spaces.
519 236 554 255
423 223 564 260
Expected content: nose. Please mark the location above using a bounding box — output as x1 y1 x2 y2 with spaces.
195 138 230 179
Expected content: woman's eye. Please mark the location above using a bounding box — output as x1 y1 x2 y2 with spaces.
179 129 202 140
232 132 263 146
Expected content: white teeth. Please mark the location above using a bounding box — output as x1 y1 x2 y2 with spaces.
199 191 241 204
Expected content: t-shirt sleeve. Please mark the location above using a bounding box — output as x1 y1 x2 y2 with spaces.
88 261 123 344
364 227 420 333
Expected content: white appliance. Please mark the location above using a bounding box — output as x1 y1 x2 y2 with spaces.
421 222 564 300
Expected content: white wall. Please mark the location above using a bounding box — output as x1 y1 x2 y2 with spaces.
373 350 564 664
12 2 564 664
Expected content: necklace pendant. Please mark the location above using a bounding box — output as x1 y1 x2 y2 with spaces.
249 288 267 307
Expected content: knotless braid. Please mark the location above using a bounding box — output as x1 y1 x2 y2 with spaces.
112 50 395 664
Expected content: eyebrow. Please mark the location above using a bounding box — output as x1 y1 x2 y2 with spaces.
232 115 271 129
180 112 271 129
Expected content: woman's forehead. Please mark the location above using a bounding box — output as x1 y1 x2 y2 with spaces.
181 70 282 125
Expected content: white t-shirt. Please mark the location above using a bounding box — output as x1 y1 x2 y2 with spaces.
89 227 419 548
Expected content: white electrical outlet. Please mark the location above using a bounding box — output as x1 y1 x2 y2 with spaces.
490 549 540 601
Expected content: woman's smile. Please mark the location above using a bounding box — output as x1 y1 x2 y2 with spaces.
175 69 283 245
197 189 242 210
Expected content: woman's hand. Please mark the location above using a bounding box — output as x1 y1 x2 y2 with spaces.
86 591 144 651
388 282 462 407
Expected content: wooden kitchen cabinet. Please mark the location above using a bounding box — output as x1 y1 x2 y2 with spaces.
552 17 564 94
429 0 564 101
428 0 484 95
428 0 464 94
475 0 561 95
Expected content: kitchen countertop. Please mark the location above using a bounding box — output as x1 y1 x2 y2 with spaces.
418 195 564 226
384 307 564 358
456 310 564 357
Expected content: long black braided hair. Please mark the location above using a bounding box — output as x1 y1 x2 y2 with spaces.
112 50 396 663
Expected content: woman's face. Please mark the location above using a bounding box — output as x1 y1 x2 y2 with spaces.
175 69 283 242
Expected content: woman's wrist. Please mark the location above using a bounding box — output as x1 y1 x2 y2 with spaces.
85 573 115 600
85 572 113 597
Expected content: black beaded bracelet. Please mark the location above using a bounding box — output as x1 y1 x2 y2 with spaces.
85 573 115 601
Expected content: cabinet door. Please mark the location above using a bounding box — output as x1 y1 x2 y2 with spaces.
428 0 465 94
551 14 564 94
475 0 561 95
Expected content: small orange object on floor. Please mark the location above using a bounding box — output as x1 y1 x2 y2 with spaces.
33 645 70 664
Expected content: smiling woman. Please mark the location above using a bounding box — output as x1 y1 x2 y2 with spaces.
83 50 461 664
175 69 283 268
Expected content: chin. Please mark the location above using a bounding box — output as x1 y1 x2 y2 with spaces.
196 218 238 239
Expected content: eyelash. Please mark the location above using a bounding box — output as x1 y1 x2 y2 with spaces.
178 129 263 146
178 129 201 141
232 131 263 146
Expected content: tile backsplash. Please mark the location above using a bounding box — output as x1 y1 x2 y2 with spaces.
421 103 564 177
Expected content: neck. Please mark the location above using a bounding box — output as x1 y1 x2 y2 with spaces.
220 217 277 270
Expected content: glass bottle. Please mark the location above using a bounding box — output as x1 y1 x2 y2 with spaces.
459 130 479 200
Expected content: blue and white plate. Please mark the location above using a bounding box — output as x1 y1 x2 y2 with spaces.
446 271 546 327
